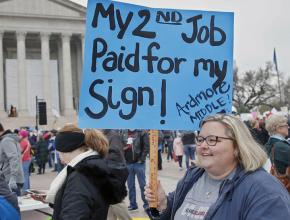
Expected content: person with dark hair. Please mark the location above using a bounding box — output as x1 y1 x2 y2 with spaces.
258 118 270 145
122 129 149 213
0 123 24 196
163 130 174 162
182 131 196 169
104 129 126 164
45 125 128 220
247 119 269 145
35 133 49 174
103 129 132 220
0 173 20 220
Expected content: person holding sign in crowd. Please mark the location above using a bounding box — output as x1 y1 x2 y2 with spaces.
45 125 128 220
79 0 234 131
145 114 290 219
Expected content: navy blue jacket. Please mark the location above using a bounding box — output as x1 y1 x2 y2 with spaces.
161 166 290 220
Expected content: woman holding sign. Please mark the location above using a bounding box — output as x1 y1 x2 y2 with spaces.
145 114 290 219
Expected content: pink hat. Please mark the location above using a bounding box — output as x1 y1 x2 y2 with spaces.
19 130 29 138
43 132 51 140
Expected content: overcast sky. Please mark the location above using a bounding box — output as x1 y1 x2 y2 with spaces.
72 0 290 78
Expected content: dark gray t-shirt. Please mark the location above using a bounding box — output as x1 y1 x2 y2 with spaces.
174 170 235 220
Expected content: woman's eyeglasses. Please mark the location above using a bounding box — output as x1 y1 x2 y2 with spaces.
195 135 234 146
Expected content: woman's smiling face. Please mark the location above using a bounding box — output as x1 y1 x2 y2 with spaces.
196 121 238 179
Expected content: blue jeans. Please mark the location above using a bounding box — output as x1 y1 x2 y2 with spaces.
184 144 196 169
22 160 31 191
127 163 148 209
166 140 173 160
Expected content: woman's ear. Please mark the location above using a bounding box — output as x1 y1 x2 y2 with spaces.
234 149 239 158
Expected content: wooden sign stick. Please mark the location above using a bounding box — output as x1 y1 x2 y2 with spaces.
149 129 158 208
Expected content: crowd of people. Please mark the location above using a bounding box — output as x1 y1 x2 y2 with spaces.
1 113 290 219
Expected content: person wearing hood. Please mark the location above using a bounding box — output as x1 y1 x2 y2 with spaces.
145 114 290 220
45 124 128 220
0 173 20 220
0 123 24 196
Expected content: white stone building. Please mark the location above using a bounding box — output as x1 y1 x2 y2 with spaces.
0 0 86 129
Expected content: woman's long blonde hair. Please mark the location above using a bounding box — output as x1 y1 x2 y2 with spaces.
198 114 267 171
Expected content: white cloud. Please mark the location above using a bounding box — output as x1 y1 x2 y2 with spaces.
72 0 290 77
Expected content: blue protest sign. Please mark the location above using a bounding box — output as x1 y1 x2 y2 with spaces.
78 0 234 130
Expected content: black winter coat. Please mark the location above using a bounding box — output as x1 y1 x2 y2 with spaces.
35 139 49 164
103 129 126 163
52 155 128 220
122 130 149 164
181 132 196 145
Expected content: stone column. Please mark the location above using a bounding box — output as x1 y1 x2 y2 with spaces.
40 32 51 116
79 34 84 97
61 33 74 115
81 34 85 61
76 37 82 97
57 39 64 115
16 31 28 116
0 31 6 116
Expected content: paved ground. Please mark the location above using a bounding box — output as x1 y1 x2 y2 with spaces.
21 154 187 220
